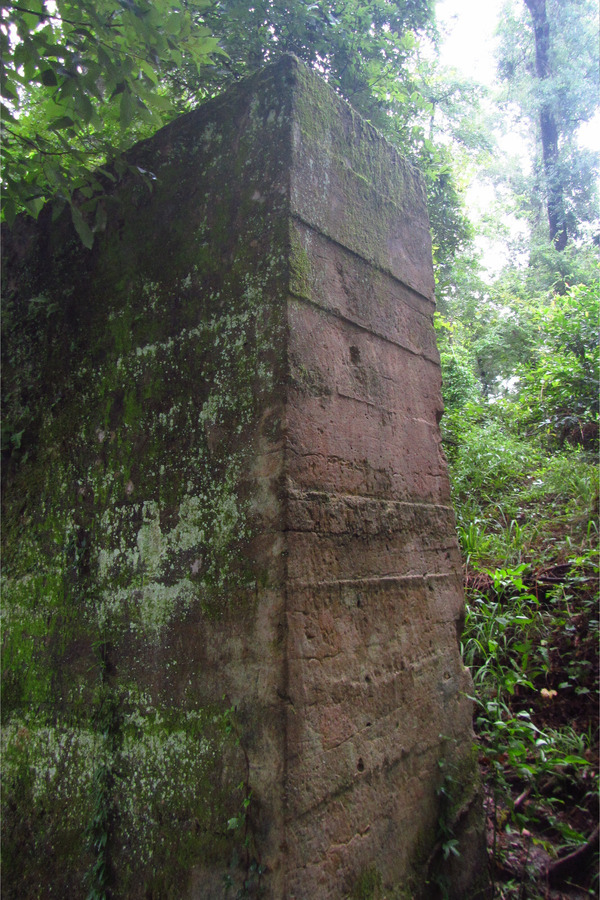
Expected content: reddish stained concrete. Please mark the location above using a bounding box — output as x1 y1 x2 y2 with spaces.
276 61 485 896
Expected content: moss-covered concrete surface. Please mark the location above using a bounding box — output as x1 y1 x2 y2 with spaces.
2 59 294 899
1 56 488 898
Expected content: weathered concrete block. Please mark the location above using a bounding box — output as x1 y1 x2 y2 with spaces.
1 56 487 898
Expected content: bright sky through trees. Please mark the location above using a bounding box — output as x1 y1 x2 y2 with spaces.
436 0 600 153
435 0 524 273
434 0 599 274
436 0 502 84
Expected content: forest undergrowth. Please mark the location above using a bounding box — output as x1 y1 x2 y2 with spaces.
448 425 599 898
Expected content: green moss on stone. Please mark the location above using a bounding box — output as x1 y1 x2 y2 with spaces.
350 865 384 900
1 63 291 895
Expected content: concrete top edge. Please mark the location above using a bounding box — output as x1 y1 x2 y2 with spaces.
122 56 435 300
3 54 436 303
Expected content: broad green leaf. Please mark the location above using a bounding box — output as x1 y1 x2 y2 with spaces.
70 204 94 249
0 102 17 123
41 68 59 86
139 60 159 85
49 115 76 131
24 196 46 218
3 198 17 227
119 89 135 127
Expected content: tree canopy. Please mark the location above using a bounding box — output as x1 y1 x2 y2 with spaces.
2 0 484 268
1 0 220 239
496 0 600 249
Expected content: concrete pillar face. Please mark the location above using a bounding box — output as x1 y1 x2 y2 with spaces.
1 55 487 899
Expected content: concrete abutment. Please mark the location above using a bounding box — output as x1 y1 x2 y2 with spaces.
1 55 488 898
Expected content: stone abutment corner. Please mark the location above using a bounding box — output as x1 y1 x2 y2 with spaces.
1 55 488 899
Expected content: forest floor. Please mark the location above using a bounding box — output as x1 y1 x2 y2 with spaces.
469 563 599 899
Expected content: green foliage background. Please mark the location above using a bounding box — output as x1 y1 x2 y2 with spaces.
2 0 481 270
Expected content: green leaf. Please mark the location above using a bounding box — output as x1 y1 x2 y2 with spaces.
41 68 58 86
97 168 117 183
0 102 17 123
139 59 159 85
3 198 17 227
70 204 94 249
1 79 19 102
24 196 45 218
147 92 173 111
119 89 135 127
49 115 75 131
110 81 127 99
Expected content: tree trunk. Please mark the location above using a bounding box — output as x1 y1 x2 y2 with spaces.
524 0 567 250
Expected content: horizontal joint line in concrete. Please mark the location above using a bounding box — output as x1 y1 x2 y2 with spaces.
288 288 438 365
290 573 456 588
288 491 455 513
291 211 436 309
